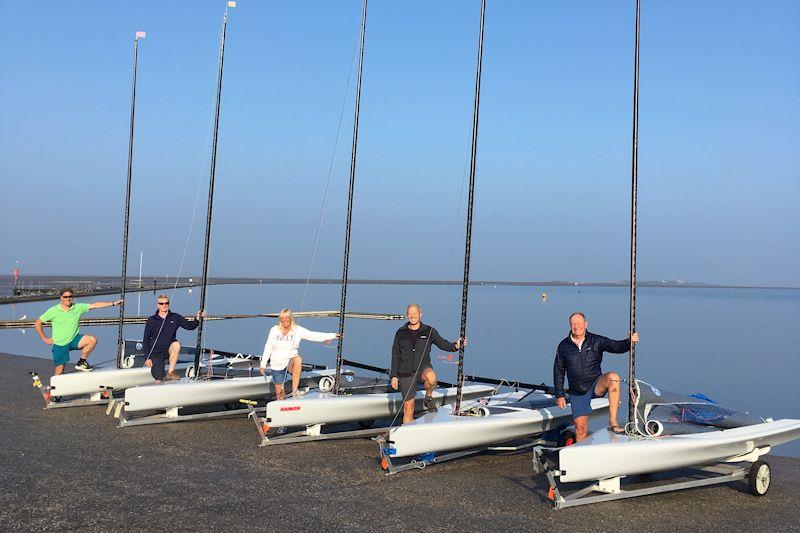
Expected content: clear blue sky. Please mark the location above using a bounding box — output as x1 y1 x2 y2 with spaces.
1 0 797 286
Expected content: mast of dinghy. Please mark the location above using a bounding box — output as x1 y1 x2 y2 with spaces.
334 0 368 394
117 31 144 368
194 3 233 377
454 0 486 415
627 0 641 426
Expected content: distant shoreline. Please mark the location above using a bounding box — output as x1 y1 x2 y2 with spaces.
1 274 797 297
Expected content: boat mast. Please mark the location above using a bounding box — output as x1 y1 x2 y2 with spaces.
194 3 233 377
454 0 486 415
117 31 144 368
333 0 368 394
627 0 641 426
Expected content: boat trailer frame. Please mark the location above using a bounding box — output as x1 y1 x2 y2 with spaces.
532 445 772 508
377 429 564 475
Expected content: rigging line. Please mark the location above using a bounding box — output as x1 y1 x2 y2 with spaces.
299 34 361 312
194 6 231 378
117 32 141 368
333 0 368 395
454 0 486 415
627 0 641 427
138 39 221 365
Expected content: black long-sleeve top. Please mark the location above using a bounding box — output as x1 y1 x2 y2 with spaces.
142 310 198 357
553 331 631 398
390 322 457 378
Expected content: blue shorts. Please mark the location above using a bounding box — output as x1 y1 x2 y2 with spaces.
52 333 84 367
270 368 289 385
569 375 603 419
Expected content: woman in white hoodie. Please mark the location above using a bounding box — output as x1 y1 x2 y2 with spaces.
260 308 340 399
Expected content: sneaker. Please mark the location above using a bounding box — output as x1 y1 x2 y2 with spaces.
165 370 181 381
75 359 94 372
423 396 437 412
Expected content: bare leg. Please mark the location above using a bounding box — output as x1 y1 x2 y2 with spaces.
402 399 414 424
77 335 97 360
274 383 285 401
289 355 302 396
574 415 589 442
420 367 437 398
595 371 621 428
54 364 65 376
167 341 181 373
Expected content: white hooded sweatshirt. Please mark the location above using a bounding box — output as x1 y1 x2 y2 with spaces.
260 325 337 371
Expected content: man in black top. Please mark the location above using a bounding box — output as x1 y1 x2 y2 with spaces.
390 303 464 424
553 312 639 441
142 295 204 382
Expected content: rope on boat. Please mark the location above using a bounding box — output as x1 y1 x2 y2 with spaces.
454 0 486 415
334 0 368 395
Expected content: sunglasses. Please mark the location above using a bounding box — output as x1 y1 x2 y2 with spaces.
157 302 170 306
61 295 74 299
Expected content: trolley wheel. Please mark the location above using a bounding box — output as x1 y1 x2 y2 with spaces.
557 429 577 448
185 366 196 379
224 402 239 411
358 419 375 429
122 355 136 369
748 460 771 496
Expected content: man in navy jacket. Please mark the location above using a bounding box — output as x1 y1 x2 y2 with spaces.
554 312 639 441
142 295 203 382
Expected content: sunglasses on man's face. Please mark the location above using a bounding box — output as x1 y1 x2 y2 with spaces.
158 302 170 306
61 295 74 299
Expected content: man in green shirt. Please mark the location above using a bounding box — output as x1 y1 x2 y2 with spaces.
34 287 123 374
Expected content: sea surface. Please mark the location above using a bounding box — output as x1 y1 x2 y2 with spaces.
2 282 798 457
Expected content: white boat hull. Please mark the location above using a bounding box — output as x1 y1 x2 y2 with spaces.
386 396 609 458
557 418 800 482
123 369 339 413
266 385 495 428
50 367 158 398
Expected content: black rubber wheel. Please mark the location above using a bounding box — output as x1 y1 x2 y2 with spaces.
224 401 240 411
358 419 375 429
748 460 771 496
557 429 577 448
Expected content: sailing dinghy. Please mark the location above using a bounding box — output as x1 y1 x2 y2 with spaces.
378 384 608 473
534 380 800 507
32 340 237 408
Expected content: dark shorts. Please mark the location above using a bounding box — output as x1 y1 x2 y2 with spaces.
148 350 169 381
397 365 432 403
569 375 603 419
52 334 84 367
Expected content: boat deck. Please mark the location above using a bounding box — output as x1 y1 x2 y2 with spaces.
2 352 799 532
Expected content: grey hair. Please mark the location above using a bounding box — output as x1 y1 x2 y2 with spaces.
407 303 422 314
569 311 586 323
156 294 169 302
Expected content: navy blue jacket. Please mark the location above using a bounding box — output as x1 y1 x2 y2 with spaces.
553 331 631 398
142 310 198 357
391 322 457 378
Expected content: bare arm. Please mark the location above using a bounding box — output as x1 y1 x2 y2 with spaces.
88 300 123 310
35 319 53 345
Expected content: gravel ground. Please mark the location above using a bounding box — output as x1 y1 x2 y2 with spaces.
1 353 798 532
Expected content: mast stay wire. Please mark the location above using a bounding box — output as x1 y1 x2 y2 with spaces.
119 25 227 367
299 35 362 312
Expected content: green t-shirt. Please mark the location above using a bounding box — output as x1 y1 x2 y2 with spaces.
39 303 91 346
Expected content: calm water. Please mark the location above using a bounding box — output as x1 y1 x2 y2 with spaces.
3 283 798 456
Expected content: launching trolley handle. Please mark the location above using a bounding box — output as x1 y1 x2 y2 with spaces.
29 371 51 405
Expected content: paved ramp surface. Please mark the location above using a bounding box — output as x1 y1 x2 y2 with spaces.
2 353 799 532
